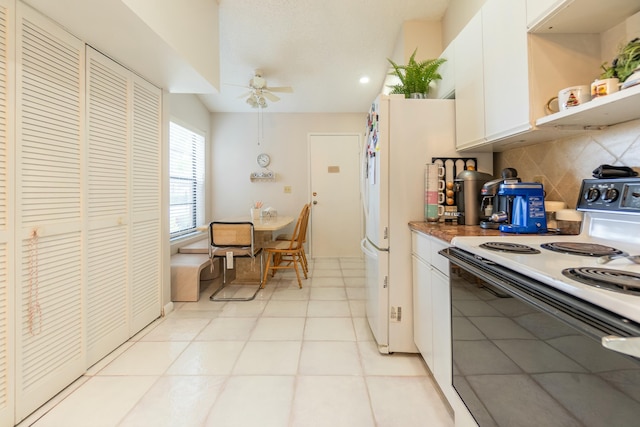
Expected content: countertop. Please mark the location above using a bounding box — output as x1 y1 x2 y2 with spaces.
408 221 504 243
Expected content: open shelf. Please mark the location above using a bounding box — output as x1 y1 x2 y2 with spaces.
536 84 640 129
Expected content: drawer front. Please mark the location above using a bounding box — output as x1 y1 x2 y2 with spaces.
411 231 431 263
430 238 450 276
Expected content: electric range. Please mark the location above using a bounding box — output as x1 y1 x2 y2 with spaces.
451 177 640 323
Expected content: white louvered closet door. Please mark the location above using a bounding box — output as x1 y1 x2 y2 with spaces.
14 4 85 421
0 0 14 426
130 76 161 335
85 47 130 366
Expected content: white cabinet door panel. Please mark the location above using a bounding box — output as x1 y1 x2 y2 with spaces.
130 76 162 335
0 0 12 425
412 254 433 368
483 0 531 141
454 13 485 149
15 3 85 420
85 47 130 366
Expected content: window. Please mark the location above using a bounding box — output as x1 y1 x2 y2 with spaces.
169 121 205 238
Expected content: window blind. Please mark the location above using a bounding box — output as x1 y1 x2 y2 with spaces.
169 121 205 237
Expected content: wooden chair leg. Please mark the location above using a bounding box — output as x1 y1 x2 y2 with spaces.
292 258 302 288
261 252 273 288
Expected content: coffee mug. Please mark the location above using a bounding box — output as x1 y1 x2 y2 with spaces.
425 163 445 180
425 204 445 222
591 78 619 98
558 85 591 110
425 191 445 204
426 178 445 191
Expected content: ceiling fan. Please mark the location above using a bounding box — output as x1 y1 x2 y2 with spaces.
235 70 293 108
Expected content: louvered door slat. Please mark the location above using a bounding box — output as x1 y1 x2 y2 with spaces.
0 1 16 423
15 4 85 421
85 47 129 365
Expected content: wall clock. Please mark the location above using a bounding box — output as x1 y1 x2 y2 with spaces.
257 153 271 167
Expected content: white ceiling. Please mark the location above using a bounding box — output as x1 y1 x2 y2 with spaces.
21 0 451 114
201 0 451 113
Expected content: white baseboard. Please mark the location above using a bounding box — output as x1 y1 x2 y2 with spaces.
162 301 174 317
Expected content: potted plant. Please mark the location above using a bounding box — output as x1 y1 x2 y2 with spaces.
598 37 640 88
387 48 446 98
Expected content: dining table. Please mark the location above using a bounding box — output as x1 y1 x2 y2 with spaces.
189 215 295 283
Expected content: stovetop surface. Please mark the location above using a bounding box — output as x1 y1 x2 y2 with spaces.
451 232 640 323
452 178 640 322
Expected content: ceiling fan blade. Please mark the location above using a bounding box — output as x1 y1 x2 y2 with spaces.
262 91 280 102
225 83 250 89
237 91 253 99
267 86 293 93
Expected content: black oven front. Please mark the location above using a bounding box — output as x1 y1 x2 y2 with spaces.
441 247 640 427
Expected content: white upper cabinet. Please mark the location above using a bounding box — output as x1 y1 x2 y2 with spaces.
454 12 485 149
453 0 640 151
454 0 531 150
431 41 455 100
483 0 531 142
528 0 640 34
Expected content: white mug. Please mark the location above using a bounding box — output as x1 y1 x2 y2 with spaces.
425 163 445 180
558 85 591 110
591 78 619 98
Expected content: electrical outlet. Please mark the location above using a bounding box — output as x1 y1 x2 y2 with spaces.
284 186 292 193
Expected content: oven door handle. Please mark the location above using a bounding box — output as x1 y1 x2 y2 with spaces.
602 335 640 358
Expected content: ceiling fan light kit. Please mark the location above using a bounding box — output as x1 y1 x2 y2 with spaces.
236 70 293 108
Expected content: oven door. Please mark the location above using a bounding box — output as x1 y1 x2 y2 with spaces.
441 247 640 427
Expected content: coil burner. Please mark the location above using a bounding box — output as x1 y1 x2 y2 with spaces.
541 242 624 257
562 267 640 296
479 242 541 254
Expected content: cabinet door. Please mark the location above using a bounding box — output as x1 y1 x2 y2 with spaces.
15 3 85 420
129 75 162 335
85 47 130 366
412 254 433 369
454 12 485 149
431 266 454 402
0 0 13 425
432 41 455 100
483 0 531 141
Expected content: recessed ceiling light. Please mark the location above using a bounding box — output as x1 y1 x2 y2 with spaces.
359 76 370 84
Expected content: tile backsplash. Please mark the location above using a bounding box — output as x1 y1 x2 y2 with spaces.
494 118 640 209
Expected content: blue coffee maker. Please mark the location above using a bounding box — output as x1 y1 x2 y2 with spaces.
498 182 548 233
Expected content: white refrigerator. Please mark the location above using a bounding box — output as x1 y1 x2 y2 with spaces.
360 94 461 354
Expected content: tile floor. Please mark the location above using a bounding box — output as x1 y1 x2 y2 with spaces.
22 258 453 427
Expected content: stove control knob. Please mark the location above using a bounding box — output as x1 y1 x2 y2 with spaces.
602 188 620 203
584 187 600 203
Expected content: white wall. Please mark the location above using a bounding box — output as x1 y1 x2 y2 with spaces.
210 112 364 235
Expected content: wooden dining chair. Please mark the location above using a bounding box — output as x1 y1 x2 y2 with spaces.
261 204 310 288
275 203 310 274
208 221 263 301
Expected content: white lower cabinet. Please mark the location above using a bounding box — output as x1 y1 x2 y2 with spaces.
411 232 456 404
412 252 433 366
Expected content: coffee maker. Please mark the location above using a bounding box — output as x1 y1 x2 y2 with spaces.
497 182 548 233
454 170 494 225
479 168 519 229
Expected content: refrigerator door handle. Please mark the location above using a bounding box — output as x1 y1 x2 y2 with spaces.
360 238 376 258
602 335 640 358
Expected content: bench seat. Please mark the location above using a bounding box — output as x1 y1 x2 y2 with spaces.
170 253 211 302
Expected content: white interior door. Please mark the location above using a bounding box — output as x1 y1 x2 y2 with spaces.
308 133 362 258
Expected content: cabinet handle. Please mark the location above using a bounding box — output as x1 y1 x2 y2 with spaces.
602 335 640 358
